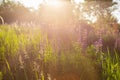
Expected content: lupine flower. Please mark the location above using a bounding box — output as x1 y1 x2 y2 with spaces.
94 38 103 53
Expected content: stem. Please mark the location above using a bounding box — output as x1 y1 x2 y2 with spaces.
0 16 4 24
23 68 28 80
35 71 38 80
4 57 14 80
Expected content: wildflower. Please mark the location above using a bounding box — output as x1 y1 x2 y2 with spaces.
94 38 103 53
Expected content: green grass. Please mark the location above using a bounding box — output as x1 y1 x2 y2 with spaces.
0 24 120 80
0 72 2 80
101 50 120 80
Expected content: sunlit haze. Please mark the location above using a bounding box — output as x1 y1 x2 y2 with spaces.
74 0 84 4
16 0 44 9
46 0 64 7
15 0 85 9
0 0 120 80
2 0 120 23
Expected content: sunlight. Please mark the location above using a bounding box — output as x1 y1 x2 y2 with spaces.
16 0 44 9
46 0 63 7
83 13 97 23
74 0 84 4
16 0 85 10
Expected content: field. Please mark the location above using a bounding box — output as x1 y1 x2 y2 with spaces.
0 23 120 80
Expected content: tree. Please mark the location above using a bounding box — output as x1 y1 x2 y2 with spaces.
0 0 31 23
72 0 117 24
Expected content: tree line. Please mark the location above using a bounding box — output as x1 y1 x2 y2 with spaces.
0 0 119 25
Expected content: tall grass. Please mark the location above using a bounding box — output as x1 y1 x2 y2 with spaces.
0 24 120 80
0 72 2 80
102 50 120 80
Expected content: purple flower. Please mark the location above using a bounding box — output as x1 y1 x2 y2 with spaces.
94 38 103 53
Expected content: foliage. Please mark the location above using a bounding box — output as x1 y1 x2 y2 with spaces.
0 0 120 80
0 72 2 80
72 0 118 24
0 23 119 80
102 50 120 80
0 0 31 23
0 0 119 25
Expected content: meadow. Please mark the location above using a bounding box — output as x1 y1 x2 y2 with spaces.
0 22 120 80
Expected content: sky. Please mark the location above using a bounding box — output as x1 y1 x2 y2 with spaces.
112 0 120 23
15 0 44 9
10 0 85 9
0 0 44 9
